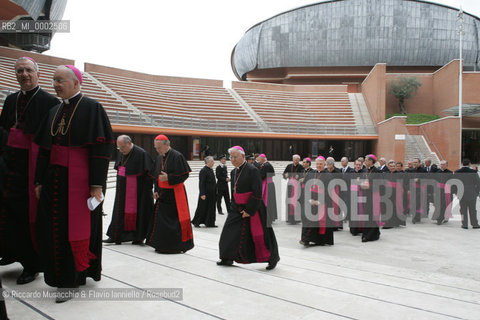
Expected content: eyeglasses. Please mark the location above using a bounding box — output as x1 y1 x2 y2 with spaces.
16 68 36 74
52 78 68 85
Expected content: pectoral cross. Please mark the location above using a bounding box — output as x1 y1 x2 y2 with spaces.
57 117 66 132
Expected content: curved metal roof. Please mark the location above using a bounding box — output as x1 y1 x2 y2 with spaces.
231 0 480 80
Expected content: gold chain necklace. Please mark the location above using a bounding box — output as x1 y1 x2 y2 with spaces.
14 86 41 127
121 149 133 166
50 95 84 136
233 161 246 193
160 149 171 172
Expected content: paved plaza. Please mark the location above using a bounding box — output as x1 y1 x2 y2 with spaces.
1 176 480 320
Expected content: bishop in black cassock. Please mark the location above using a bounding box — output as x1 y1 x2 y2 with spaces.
217 146 279 270
105 135 154 244
147 135 194 253
0 57 59 285
34 65 113 301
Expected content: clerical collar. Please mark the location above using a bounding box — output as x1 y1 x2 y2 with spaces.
236 161 246 170
63 91 81 104
21 86 40 96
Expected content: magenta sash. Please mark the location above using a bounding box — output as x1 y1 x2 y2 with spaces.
234 192 271 262
7 128 39 249
50 145 95 272
318 203 327 235
261 177 273 206
438 182 453 219
118 166 139 231
288 177 299 216
310 185 327 234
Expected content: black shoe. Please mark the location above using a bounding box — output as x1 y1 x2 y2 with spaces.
206 225 218 228
218 212 224 215
299 240 310 247
193 224 201 228
382 226 393 229
132 240 144 245
266 260 277 270
16 271 39 285
102 238 114 243
461 226 468 229
361 237 368 243
216 259 233 266
473 225 480 229
0 257 15 266
55 288 77 303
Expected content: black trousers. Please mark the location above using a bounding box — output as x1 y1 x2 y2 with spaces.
460 198 479 227
216 185 231 214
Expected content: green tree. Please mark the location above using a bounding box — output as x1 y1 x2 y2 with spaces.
389 77 422 114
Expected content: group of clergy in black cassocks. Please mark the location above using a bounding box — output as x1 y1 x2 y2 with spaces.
1 56 479 308
282 153 480 247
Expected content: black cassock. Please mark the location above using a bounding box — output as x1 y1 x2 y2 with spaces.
300 170 334 246
0 87 58 272
106 145 154 243
219 162 280 265
147 148 194 253
360 167 381 242
34 94 113 288
192 165 217 227
283 163 303 223
260 161 277 224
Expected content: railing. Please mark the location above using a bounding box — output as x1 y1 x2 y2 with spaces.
420 126 444 160
267 123 377 135
108 110 263 132
107 109 378 135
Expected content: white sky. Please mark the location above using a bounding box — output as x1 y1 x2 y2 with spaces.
46 0 480 83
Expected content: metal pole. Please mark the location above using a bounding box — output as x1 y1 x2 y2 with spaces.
458 8 464 168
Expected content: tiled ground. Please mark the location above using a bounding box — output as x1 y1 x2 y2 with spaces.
2 177 480 320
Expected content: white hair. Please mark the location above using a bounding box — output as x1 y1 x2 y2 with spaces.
117 135 132 144
15 57 39 72
228 147 245 155
292 154 300 160
204 156 214 163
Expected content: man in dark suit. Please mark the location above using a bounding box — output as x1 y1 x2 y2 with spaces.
455 159 480 229
411 158 427 223
378 157 389 172
340 157 355 174
216 155 231 215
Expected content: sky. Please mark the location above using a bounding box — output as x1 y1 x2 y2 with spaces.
46 0 480 84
